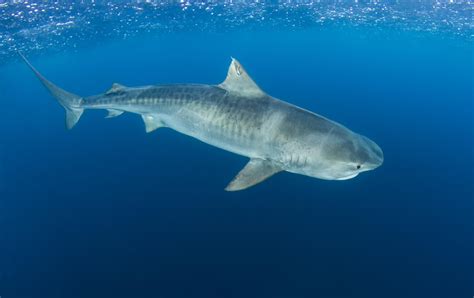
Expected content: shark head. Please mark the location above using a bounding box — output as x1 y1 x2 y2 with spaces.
314 129 384 180
290 125 384 181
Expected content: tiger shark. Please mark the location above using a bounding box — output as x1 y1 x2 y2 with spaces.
20 54 383 191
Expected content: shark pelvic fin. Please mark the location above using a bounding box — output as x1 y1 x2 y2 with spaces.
106 83 126 95
219 58 265 97
105 109 124 118
225 158 282 191
141 114 164 133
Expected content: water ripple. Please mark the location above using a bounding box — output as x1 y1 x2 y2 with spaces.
0 0 472 64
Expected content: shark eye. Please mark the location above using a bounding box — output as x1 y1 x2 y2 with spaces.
356 165 361 170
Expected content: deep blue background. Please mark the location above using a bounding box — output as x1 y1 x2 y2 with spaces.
0 28 473 297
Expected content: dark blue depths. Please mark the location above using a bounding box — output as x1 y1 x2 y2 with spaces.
0 29 472 298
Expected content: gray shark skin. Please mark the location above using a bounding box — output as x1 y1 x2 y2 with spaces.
20 54 383 191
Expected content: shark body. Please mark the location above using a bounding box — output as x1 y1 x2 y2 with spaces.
21 55 383 191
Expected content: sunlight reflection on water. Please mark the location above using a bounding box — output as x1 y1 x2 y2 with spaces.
0 0 472 63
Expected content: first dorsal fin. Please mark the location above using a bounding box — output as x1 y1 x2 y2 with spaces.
106 83 126 95
219 58 265 97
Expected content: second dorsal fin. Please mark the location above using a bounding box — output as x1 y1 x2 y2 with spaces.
106 83 126 95
219 58 265 97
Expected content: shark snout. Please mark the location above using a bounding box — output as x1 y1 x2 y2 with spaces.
365 138 384 169
358 135 383 170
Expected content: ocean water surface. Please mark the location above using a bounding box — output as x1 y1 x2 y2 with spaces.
0 1 473 298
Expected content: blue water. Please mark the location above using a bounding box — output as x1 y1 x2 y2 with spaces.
1 2 473 298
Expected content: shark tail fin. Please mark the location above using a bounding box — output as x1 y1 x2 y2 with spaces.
19 52 84 129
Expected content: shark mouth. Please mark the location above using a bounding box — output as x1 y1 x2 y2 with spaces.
335 173 359 180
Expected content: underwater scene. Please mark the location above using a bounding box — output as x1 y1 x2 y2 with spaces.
0 1 473 297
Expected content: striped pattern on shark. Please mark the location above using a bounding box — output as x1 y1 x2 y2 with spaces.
20 54 383 191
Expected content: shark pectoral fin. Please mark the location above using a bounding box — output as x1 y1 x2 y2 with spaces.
218 58 266 97
141 114 164 133
105 109 124 118
225 158 282 191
